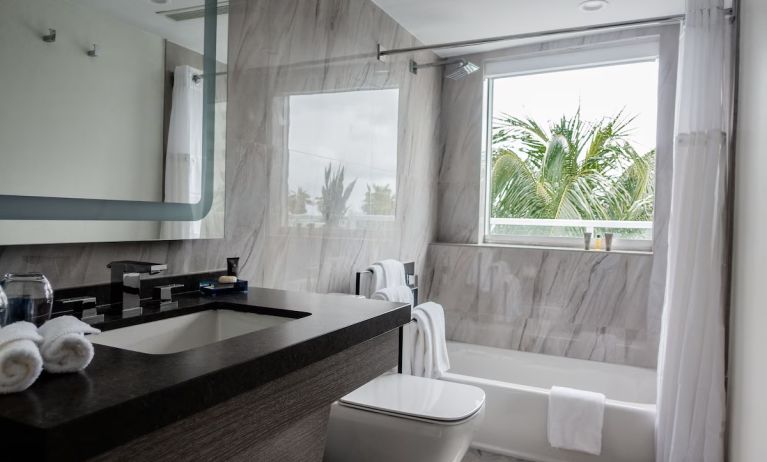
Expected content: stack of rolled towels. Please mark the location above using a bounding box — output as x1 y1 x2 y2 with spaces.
364 259 409 300
0 316 100 394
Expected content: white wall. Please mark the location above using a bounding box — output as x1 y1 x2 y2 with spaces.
728 0 767 459
0 0 165 202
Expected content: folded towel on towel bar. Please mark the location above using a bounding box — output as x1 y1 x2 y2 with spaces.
372 286 414 305
547 386 606 455
402 302 450 379
373 259 406 288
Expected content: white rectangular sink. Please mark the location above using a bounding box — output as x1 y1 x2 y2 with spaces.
90 309 294 355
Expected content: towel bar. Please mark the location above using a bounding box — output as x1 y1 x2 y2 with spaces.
354 261 418 374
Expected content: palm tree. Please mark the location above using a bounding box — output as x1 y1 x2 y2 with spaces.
362 184 396 215
288 187 312 215
316 164 357 226
490 110 654 229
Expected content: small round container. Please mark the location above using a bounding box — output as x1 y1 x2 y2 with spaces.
0 273 54 327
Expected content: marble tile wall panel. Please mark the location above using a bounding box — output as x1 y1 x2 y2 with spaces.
422 243 658 368
0 0 442 295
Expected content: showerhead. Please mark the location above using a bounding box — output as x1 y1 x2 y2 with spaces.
445 60 480 80
409 58 479 80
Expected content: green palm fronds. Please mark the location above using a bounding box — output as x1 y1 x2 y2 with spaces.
316 165 357 225
491 110 655 225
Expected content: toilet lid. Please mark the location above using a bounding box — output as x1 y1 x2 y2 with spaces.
339 374 485 423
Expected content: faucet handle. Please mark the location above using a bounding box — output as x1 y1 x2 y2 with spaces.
154 284 185 302
107 261 167 275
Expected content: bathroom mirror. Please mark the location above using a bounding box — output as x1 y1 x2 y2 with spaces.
0 0 227 244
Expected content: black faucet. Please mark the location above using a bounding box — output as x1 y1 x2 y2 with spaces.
107 261 167 317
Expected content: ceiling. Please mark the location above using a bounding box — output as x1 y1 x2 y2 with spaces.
71 0 228 62
371 0 689 56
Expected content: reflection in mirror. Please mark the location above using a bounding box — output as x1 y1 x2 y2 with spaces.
0 0 227 244
286 89 398 230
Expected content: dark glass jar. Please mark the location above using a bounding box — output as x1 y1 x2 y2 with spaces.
0 273 53 326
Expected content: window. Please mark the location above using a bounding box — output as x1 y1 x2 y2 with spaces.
285 89 399 230
484 39 666 251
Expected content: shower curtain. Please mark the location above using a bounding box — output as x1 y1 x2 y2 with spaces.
656 0 731 460
160 65 203 239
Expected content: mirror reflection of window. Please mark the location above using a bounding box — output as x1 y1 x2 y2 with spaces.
286 89 399 229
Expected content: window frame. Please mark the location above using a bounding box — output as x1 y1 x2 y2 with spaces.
481 35 673 252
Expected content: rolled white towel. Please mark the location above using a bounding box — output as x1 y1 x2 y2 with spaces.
0 321 44 394
38 315 101 373
371 286 414 305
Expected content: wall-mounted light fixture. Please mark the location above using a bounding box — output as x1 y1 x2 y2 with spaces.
87 44 98 57
42 29 56 43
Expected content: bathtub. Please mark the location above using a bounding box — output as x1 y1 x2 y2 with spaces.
442 341 656 462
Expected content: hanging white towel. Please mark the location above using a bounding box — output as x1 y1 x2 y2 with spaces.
373 259 406 288
161 64 204 239
547 386 606 455
403 302 450 379
38 315 101 373
372 286 414 305
417 302 450 378
410 309 432 377
0 321 44 394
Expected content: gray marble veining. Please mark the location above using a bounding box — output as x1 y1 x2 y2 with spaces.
0 0 442 295
423 243 659 368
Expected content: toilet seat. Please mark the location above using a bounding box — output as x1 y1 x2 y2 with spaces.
339 373 485 424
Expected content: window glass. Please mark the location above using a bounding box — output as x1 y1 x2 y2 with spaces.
287 89 398 229
487 58 659 246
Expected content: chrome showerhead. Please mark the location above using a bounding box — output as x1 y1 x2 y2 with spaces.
445 60 480 80
409 58 479 80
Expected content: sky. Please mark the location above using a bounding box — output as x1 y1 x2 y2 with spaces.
492 60 659 155
288 89 399 217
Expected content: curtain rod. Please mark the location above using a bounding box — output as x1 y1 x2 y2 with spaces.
377 8 734 59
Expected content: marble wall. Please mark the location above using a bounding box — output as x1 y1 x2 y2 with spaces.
429 26 680 368
0 0 442 294
423 244 657 368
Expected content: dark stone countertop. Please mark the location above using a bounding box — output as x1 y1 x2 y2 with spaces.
0 287 410 461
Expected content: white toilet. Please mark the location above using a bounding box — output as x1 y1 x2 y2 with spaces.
324 373 486 462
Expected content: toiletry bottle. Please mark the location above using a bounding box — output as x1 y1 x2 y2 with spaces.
594 234 603 250
227 257 240 277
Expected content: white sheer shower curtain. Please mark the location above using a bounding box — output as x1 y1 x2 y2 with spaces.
160 65 203 239
656 0 732 460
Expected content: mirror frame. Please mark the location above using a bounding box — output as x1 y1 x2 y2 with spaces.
0 0 219 222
